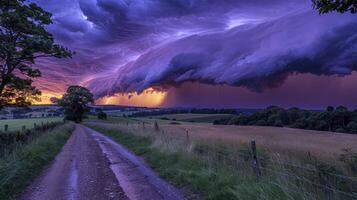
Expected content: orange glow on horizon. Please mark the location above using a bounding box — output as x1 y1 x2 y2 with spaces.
32 88 167 107
32 91 63 105
96 88 167 107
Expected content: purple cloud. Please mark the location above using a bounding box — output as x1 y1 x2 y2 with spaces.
30 0 357 100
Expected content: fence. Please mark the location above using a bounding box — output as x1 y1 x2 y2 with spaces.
106 120 357 200
0 121 64 157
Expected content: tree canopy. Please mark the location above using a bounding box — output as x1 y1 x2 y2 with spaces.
0 0 72 108
58 86 94 123
312 0 357 14
214 106 357 135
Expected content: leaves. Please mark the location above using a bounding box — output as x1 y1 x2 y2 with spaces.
0 0 72 108
58 86 94 123
312 0 357 14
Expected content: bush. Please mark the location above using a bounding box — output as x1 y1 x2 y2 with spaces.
291 118 307 129
97 111 107 120
213 118 231 125
274 120 283 127
335 128 345 133
256 120 267 126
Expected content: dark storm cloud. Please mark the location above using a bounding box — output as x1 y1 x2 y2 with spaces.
30 0 357 98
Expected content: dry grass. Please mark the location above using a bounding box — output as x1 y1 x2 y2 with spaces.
111 117 357 160
164 124 357 159
85 119 357 200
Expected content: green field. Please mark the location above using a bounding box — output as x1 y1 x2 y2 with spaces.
151 113 234 123
0 118 63 132
105 110 137 117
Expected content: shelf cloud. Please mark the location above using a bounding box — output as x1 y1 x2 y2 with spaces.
31 0 357 99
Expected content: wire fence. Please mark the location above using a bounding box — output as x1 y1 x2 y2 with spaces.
0 121 64 157
96 120 357 200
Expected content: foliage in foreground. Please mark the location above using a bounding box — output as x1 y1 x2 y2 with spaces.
0 123 74 200
312 0 357 14
0 0 72 108
87 123 357 200
214 106 357 134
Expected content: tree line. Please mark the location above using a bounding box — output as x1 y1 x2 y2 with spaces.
214 106 357 134
129 108 238 117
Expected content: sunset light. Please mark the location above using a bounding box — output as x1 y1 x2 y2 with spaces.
1 1 357 199
96 88 167 107
32 91 63 105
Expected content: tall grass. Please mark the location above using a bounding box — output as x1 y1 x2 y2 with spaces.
0 121 65 157
0 117 63 132
85 121 357 200
0 123 74 200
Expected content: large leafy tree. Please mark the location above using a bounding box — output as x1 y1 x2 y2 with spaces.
312 0 357 14
58 86 94 123
0 0 72 108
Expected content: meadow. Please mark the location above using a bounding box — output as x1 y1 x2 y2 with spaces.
150 113 234 123
0 117 63 132
85 116 357 200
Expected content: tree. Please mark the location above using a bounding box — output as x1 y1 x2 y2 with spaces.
312 0 357 14
58 86 94 123
334 106 349 128
326 106 334 112
0 0 72 108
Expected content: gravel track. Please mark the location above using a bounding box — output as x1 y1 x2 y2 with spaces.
20 124 184 200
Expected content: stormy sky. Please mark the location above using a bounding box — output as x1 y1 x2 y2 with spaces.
30 0 357 108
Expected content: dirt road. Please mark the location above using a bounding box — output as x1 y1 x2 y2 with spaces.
21 125 184 200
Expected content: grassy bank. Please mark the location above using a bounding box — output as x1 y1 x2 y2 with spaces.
85 122 357 200
0 117 63 132
0 123 74 200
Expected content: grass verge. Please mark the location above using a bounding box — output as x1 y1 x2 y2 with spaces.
0 123 74 200
86 124 300 200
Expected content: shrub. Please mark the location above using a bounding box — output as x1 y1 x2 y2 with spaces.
97 111 107 120
335 128 345 133
169 122 181 125
274 120 283 127
256 120 267 126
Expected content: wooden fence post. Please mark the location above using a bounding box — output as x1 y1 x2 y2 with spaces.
186 129 190 143
154 121 159 131
251 140 261 180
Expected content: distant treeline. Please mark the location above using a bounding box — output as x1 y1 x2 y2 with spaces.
214 106 357 134
128 108 238 117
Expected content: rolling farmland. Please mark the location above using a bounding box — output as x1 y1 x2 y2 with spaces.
0 117 63 132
